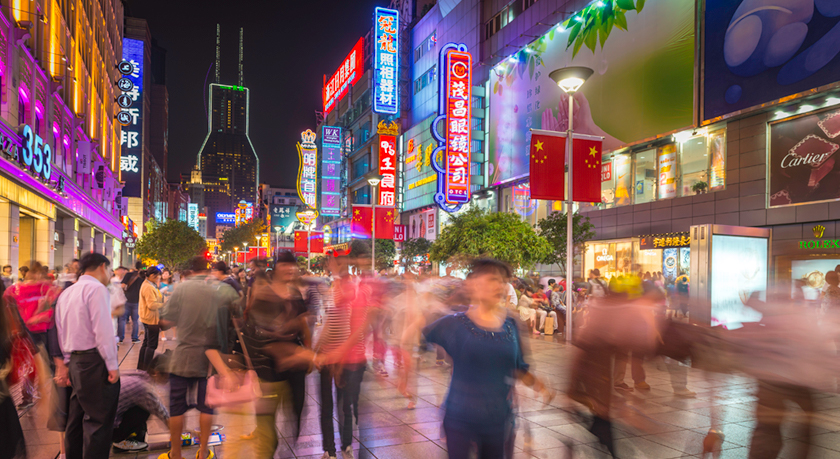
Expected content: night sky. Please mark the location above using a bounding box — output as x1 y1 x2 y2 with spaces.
125 0 385 187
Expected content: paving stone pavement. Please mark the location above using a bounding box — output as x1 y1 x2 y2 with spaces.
18 323 840 458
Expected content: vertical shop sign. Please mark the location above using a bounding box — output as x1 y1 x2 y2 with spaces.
120 37 143 198
394 224 406 242
188 203 199 232
297 129 318 209
321 126 342 216
376 120 399 207
373 7 399 115
430 43 472 212
657 144 677 200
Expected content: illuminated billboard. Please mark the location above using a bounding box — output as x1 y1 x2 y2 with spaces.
430 43 472 212
188 203 199 232
215 212 235 224
323 38 364 115
297 129 318 209
320 126 341 216
374 7 399 115
377 120 399 207
120 37 144 198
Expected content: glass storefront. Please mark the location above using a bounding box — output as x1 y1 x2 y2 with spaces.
584 233 691 285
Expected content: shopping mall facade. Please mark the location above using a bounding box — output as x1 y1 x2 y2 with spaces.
0 1 129 272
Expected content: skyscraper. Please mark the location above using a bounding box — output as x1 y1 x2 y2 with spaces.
197 27 259 236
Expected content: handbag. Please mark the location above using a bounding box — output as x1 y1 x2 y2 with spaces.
204 318 262 408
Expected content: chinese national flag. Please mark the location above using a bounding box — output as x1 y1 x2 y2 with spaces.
375 207 396 239
573 137 602 203
294 231 323 254
352 205 395 239
351 206 373 238
529 130 566 201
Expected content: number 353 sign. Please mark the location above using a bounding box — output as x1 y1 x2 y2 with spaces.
20 125 52 181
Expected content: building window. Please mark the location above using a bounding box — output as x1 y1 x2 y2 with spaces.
414 31 436 62
354 185 371 205
522 0 538 10
413 65 437 95
485 3 520 39
633 149 656 204
352 154 370 180
471 95 484 109
471 117 483 131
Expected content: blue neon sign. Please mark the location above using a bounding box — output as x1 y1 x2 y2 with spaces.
373 7 399 115
320 126 342 216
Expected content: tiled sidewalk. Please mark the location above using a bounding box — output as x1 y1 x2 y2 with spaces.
18 325 840 458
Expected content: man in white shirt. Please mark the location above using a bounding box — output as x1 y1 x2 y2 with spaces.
55 252 120 459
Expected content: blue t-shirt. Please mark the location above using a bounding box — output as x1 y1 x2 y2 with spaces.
423 312 529 431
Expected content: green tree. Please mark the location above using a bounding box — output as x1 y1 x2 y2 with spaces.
400 237 433 269
349 239 396 271
430 207 552 270
134 219 206 269
537 211 596 274
219 220 267 253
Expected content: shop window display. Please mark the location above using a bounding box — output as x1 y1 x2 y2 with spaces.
634 149 656 204
680 136 710 197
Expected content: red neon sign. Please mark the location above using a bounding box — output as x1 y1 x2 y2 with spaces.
445 49 472 203
378 135 396 206
323 38 364 114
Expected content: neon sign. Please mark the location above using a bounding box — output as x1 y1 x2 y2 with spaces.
323 38 364 115
377 120 399 207
320 126 341 216
430 43 472 212
216 212 235 224
120 37 143 198
297 129 318 209
188 203 199 232
373 7 399 115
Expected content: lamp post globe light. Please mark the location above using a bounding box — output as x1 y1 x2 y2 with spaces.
242 242 249 265
549 66 593 342
367 175 384 274
234 247 239 266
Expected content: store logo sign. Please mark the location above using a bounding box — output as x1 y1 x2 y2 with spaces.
596 248 614 262
814 225 826 238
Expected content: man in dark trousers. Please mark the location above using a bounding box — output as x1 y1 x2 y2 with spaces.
55 252 120 459
119 261 145 343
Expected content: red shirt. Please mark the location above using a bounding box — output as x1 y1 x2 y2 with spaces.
5 281 58 334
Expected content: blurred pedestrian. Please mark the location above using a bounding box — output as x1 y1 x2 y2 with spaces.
406 258 553 459
1 264 13 289
137 267 163 372
55 253 120 459
111 362 170 452
0 283 26 459
4 261 59 350
119 262 145 344
157 257 238 459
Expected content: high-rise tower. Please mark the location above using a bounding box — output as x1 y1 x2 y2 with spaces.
197 26 259 236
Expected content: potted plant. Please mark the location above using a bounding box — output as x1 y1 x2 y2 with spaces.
691 181 708 195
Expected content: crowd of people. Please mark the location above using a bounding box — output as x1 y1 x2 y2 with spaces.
1 248 840 459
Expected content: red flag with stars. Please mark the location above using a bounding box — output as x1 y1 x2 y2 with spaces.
294 231 324 254
529 130 566 201
572 136 603 203
352 205 395 239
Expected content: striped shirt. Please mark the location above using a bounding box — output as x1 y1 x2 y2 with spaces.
315 278 351 355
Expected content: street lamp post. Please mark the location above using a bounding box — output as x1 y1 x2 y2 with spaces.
274 226 283 258
549 66 593 342
367 176 383 274
233 247 239 266
243 242 249 265
256 235 263 259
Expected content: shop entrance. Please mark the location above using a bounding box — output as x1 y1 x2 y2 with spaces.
18 215 35 268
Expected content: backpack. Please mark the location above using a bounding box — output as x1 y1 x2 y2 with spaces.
590 279 607 298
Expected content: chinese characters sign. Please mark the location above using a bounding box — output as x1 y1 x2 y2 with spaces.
378 135 396 206
394 224 406 242
639 232 691 249
320 126 342 216
120 37 143 198
297 129 318 209
188 203 199 232
429 43 472 212
374 7 399 115
323 38 364 115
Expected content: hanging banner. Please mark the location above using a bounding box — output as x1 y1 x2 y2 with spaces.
77 140 92 175
373 7 399 115
657 144 677 200
377 122 398 207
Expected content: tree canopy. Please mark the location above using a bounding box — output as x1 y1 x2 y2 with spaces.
219 220 267 253
537 211 596 274
134 219 206 270
349 238 396 271
430 207 552 270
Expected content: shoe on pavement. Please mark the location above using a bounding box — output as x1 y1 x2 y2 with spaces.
614 382 633 392
322 452 337 459
196 450 215 459
113 439 148 451
157 452 185 459
342 446 355 459
634 381 651 391
674 388 697 397
132 339 141 343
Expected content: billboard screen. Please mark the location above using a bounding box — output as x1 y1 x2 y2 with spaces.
216 212 235 224
297 130 318 209
487 0 694 184
703 1 840 121
120 37 144 197
710 234 766 329
323 38 364 115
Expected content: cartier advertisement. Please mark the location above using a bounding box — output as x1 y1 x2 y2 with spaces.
769 108 840 207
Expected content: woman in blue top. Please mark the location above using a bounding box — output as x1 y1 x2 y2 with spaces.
414 258 553 459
